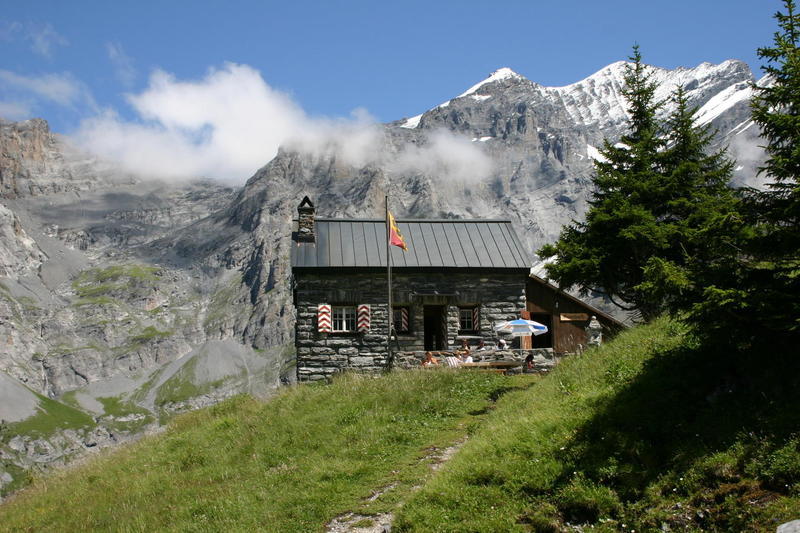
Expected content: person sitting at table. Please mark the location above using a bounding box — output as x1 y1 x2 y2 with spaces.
497 338 508 350
445 355 461 367
476 339 489 351
459 351 474 364
457 339 471 354
422 351 439 367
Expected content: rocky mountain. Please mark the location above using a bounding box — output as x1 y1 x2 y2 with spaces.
392 60 761 244
0 120 283 496
0 59 765 496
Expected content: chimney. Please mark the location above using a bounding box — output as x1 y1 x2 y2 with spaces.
297 196 316 242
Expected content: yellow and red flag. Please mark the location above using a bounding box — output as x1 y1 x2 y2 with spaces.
388 211 408 251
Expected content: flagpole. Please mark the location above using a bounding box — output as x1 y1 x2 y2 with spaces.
385 195 393 368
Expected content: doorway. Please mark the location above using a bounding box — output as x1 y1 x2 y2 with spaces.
530 313 553 348
423 305 447 350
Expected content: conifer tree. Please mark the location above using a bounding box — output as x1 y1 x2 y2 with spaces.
667 1 800 343
538 46 667 320
743 0 800 335
539 49 741 322
638 87 740 317
752 0 800 241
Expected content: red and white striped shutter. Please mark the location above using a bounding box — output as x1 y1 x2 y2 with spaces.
400 307 409 332
357 304 371 332
473 306 480 331
317 304 332 333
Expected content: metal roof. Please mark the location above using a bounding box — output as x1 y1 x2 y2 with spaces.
291 218 532 269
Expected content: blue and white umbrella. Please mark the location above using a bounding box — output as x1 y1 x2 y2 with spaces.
494 319 549 337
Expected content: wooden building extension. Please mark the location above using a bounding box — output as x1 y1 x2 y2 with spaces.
525 273 625 354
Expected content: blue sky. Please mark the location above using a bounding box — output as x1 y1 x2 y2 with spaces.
0 0 784 180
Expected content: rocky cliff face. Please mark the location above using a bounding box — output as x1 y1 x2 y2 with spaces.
0 119 131 199
0 59 765 495
0 119 282 497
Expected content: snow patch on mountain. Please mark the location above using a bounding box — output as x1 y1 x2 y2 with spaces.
399 114 422 129
694 81 753 126
586 144 607 163
731 119 756 135
458 67 524 98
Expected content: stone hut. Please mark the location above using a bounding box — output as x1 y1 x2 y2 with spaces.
290 198 542 382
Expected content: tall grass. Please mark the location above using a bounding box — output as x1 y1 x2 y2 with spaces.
0 370 516 532
393 317 800 531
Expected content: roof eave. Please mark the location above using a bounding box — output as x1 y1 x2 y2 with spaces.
527 272 627 328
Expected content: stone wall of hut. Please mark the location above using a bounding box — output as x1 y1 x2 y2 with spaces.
293 270 528 381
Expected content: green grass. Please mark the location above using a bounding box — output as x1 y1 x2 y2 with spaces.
2 319 798 532
0 460 31 499
81 265 160 284
129 326 171 345
393 317 800 532
71 264 161 300
93 396 154 434
0 370 518 532
2 391 95 442
152 357 227 409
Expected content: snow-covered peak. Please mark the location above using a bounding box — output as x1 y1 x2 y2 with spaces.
554 58 750 93
394 59 754 133
458 67 526 98
543 59 754 130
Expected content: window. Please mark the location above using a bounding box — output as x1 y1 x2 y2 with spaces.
393 306 410 333
459 306 477 332
332 306 356 332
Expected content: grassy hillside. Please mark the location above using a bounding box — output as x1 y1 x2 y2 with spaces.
394 318 800 531
2 318 798 532
0 369 521 532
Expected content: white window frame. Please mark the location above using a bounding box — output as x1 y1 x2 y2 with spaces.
459 307 475 332
332 306 356 332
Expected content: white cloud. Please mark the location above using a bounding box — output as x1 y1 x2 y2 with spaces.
74 63 384 180
0 69 91 108
27 23 68 58
71 62 493 184
390 129 494 183
106 41 136 87
0 100 31 120
0 21 68 58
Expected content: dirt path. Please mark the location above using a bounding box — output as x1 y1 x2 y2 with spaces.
324 437 469 533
